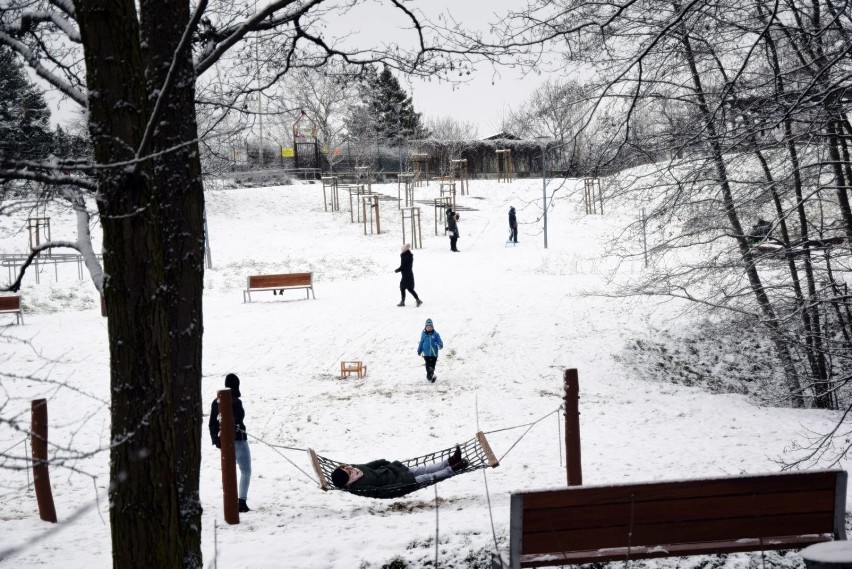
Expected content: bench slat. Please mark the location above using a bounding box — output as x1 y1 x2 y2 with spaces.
0 295 21 311
248 273 312 289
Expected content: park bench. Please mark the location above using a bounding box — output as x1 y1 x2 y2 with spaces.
0 295 24 324
243 272 315 303
510 469 847 568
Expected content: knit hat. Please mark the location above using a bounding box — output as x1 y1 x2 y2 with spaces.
225 373 241 398
425 318 433 328
331 467 349 488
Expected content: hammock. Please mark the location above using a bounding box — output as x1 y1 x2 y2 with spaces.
308 432 500 499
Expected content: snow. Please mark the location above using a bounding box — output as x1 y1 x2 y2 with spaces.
0 177 849 567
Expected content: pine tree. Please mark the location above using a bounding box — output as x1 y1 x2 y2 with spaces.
0 46 53 160
346 65 429 141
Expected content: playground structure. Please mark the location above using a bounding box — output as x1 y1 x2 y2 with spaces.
321 176 340 212
293 111 320 172
401 207 422 249
450 159 469 195
411 154 430 186
27 217 51 254
584 177 603 215
496 149 514 183
397 172 417 208
439 178 457 212
361 194 381 235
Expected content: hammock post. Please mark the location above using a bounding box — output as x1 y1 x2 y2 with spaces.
308 449 329 491
217 389 240 524
563 369 583 486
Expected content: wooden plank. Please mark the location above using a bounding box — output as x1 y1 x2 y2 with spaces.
521 490 835 532
476 431 500 468
521 470 840 510
522 512 835 554
248 272 312 289
518 534 834 567
510 494 524 569
308 449 328 491
0 295 21 311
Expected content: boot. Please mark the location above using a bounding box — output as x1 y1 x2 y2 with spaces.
397 300 405 307
415 299 423 307
451 459 469 472
238 499 251 513
449 445 461 466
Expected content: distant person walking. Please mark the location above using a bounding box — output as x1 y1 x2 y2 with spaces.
395 244 422 307
446 207 460 252
508 206 518 243
209 373 252 513
417 318 444 383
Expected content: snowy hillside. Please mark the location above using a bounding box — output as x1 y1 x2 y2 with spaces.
0 177 847 568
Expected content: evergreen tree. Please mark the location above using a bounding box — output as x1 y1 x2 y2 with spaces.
0 46 53 160
346 65 429 141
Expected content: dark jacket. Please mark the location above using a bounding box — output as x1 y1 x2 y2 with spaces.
395 250 415 288
509 208 517 228
209 397 247 444
446 210 459 236
350 459 416 489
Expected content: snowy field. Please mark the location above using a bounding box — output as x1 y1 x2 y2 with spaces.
0 177 848 568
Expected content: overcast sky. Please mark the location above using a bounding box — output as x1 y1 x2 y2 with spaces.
44 0 552 137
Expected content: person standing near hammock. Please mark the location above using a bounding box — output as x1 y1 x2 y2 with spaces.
330 446 469 492
417 318 443 383
209 373 252 513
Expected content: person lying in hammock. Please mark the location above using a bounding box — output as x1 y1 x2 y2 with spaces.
331 445 469 491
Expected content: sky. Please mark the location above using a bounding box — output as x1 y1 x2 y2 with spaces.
0 172 848 567
41 0 553 137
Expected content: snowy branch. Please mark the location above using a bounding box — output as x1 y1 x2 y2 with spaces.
3 241 81 293
0 31 86 107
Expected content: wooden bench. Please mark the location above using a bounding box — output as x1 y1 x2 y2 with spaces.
243 272 315 303
0 295 24 324
340 361 367 379
510 469 847 568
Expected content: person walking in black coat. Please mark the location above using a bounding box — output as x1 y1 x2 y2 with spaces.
395 243 422 307
446 207 460 252
509 206 518 243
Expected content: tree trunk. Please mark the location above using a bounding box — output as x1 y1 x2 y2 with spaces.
74 0 204 565
678 23 804 407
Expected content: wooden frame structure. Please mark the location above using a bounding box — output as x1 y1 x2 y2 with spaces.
397 173 416 208
401 207 422 249
583 177 603 215
439 178 457 212
433 197 453 236
27 217 51 254
343 184 370 223
361 194 381 235
496 149 514 182
510 469 848 568
450 159 469 195
339 360 367 379
411 154 430 186
321 176 339 212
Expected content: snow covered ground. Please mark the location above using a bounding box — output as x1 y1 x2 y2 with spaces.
0 177 847 568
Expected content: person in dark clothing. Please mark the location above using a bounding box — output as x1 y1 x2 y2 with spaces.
394 243 422 307
330 445 469 491
417 318 444 382
748 218 772 244
508 206 518 243
446 207 460 252
209 373 252 513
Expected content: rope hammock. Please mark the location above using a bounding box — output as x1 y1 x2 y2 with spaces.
308 431 500 499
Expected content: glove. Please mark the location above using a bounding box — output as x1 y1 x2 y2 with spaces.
394 268 400 273
212 437 221 449
418 352 422 357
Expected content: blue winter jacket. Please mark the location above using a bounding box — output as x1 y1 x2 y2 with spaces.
417 330 444 357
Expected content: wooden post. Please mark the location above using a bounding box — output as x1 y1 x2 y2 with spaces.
31 399 57 523
563 369 582 486
217 389 240 524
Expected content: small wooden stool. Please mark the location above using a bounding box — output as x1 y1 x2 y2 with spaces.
340 361 367 379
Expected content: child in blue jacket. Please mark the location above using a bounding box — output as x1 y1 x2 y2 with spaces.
417 318 444 383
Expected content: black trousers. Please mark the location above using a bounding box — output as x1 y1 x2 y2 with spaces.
400 282 420 302
510 227 518 242
423 356 437 377
449 236 459 251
